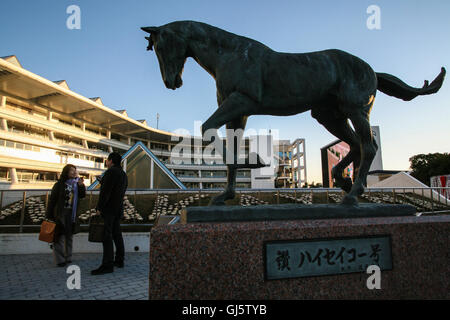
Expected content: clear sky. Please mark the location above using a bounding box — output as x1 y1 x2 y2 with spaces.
1 0 449 184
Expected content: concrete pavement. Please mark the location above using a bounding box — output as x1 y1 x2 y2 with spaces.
0 253 149 300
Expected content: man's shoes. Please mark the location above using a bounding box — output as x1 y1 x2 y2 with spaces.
91 265 114 275
114 261 124 268
66 260 72 264
57 262 66 267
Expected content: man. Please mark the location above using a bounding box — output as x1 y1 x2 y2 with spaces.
91 152 128 275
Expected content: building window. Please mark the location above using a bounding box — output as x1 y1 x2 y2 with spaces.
14 169 58 183
236 183 251 189
1 139 43 152
184 182 200 189
0 168 8 180
151 142 169 152
236 170 250 177
174 170 199 178
202 170 227 178
203 182 226 189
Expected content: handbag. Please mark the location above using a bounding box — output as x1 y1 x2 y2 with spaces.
39 220 56 243
88 215 104 242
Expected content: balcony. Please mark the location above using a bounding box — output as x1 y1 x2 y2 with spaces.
0 106 130 151
177 176 251 183
166 163 228 170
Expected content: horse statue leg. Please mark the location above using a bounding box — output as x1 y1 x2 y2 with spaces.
311 108 361 194
207 117 268 205
201 92 262 205
209 118 246 205
331 143 361 193
342 112 377 205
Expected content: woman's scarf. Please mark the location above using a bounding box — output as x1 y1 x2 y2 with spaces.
65 178 79 222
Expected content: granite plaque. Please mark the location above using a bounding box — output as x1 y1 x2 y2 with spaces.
265 235 392 280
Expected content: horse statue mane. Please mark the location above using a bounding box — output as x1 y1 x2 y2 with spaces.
142 20 446 206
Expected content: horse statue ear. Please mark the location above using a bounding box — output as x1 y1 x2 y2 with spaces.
141 26 159 34
141 27 159 51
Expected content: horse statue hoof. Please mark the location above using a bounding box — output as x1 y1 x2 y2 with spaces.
334 178 353 193
209 191 235 206
208 199 226 206
340 195 359 206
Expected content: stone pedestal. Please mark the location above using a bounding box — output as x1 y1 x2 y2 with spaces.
149 215 449 299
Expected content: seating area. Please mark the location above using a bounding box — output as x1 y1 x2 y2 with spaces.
0 189 448 230
278 192 313 204
361 192 450 212
240 194 269 206
150 193 207 218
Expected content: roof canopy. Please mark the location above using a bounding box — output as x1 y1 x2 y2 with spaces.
0 55 180 143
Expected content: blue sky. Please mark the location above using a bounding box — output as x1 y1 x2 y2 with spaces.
1 0 449 183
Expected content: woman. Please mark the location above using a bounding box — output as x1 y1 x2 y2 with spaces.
46 164 86 267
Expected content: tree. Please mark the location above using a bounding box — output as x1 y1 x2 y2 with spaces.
409 153 450 186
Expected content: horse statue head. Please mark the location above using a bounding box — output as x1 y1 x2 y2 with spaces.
141 25 188 90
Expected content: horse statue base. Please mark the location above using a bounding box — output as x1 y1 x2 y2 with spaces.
180 203 417 224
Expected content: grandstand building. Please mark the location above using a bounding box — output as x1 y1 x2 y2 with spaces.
0 55 305 190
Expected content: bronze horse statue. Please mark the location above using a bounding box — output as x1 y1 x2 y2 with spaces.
142 21 445 206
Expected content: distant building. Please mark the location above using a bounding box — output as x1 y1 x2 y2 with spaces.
366 170 405 187
430 174 450 200
321 126 382 187
274 139 307 188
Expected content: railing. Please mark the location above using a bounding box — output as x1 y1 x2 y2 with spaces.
0 187 449 233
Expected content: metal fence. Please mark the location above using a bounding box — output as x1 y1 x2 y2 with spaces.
0 187 449 233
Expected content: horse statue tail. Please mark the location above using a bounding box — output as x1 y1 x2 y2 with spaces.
376 67 446 101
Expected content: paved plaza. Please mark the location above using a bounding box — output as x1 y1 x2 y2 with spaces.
0 253 149 300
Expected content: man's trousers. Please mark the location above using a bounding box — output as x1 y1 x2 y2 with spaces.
102 213 125 268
